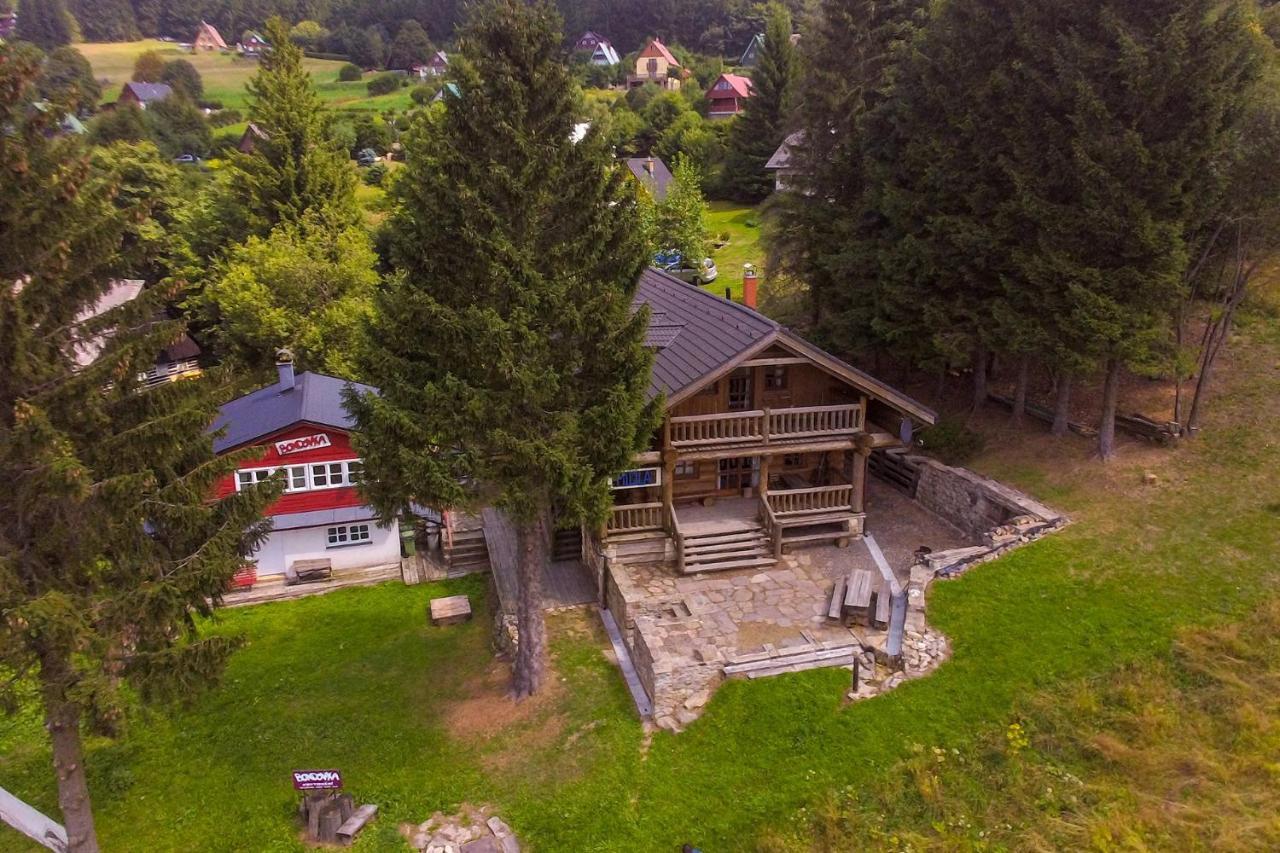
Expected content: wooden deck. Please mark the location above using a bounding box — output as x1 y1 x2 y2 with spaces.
481 507 597 615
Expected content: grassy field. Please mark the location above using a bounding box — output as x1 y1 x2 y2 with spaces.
3 273 1280 848
79 41 414 113
706 201 765 300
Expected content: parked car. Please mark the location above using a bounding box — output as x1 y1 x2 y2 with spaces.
655 250 717 285
356 148 379 167
172 154 202 165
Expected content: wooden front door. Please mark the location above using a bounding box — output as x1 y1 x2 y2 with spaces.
717 457 756 491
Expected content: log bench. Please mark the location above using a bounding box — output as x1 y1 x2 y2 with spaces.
286 558 332 586
429 594 473 626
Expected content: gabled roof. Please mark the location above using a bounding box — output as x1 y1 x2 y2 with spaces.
708 73 753 99
592 42 620 65
195 21 228 48
766 130 804 170
632 268 937 424
427 50 448 67
740 33 764 66
624 157 674 201
211 372 377 453
72 279 144 366
242 30 267 43
638 38 679 67
121 82 173 104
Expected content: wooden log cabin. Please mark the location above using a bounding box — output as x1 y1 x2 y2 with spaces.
602 269 937 573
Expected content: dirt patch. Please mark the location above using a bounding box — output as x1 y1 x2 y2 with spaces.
442 658 567 743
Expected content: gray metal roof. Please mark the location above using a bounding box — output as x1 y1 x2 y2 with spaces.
211 372 377 453
634 268 777 400
766 130 804 171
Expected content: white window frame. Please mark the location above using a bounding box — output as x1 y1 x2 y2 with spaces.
234 459 364 494
326 523 372 547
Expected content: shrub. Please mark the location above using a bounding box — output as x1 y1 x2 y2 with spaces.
363 162 389 186
409 85 435 106
915 417 986 465
338 63 362 82
366 72 401 97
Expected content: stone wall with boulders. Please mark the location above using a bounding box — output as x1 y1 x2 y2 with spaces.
908 453 1066 540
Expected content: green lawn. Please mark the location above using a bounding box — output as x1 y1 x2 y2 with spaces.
706 201 765 300
4 293 1280 849
80 41 406 113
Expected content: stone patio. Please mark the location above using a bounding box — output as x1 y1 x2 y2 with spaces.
602 461 1069 731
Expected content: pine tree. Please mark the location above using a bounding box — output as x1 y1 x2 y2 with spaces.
16 0 73 49
722 2 796 201
386 19 433 70
654 154 708 262
0 43 276 852
72 0 139 42
225 16 359 241
348 0 658 698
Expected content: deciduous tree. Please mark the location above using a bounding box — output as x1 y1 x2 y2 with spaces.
386 19 433 70
348 0 657 698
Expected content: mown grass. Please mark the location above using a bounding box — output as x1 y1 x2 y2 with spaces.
3 293 1278 850
706 200 765 300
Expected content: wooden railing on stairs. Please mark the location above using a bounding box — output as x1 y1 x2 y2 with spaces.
767 484 855 517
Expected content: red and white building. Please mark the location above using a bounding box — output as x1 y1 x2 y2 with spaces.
211 361 400 578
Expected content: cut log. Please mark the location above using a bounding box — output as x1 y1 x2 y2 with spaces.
827 577 846 620
336 803 378 844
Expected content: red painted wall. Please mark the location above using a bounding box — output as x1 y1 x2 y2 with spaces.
214 423 364 516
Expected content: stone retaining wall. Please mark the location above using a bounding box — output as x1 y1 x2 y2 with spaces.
908 453 1067 539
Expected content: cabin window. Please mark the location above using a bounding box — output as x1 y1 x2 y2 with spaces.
764 365 789 390
783 453 805 469
236 469 273 490
285 465 309 492
237 460 362 493
311 462 348 488
727 369 752 411
675 461 699 480
326 523 371 547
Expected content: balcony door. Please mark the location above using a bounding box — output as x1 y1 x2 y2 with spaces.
727 367 753 411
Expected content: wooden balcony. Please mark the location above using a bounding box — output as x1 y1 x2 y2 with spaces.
668 404 863 455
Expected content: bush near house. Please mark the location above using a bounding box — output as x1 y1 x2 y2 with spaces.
338 62 362 82
366 71 401 96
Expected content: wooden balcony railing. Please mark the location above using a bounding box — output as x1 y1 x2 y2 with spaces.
766 484 855 517
669 404 861 449
607 502 664 534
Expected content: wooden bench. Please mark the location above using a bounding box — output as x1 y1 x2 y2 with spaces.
286 558 332 586
843 568 874 626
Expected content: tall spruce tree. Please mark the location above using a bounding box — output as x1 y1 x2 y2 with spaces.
0 44 276 852
347 0 658 697
16 0 73 48
225 16 359 241
723 3 796 201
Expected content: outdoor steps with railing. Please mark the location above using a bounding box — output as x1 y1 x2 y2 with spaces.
445 527 491 576
680 522 777 574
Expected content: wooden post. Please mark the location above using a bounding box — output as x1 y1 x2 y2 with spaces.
662 450 676 528
852 449 868 513
762 406 771 445
758 453 771 497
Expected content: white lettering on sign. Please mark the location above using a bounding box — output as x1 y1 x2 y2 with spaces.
275 433 332 456
292 769 343 790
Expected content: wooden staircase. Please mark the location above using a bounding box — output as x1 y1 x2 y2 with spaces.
681 521 776 574
552 527 582 562
445 527 491 576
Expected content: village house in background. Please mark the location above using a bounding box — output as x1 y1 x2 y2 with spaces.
192 20 229 52
117 81 172 109
628 38 682 90
624 156 674 202
574 31 620 66
413 50 449 78
739 31 800 68
211 360 406 585
765 130 804 193
706 72 753 119
238 121 268 154
239 30 269 58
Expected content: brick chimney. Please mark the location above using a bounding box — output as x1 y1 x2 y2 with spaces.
644 157 655 175
276 348 295 391
742 263 759 310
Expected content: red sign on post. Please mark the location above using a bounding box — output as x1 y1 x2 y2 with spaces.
292 769 343 791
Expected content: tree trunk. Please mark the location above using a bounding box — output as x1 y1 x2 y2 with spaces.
1051 374 1071 437
971 342 988 410
1186 284 1246 436
1011 355 1030 425
39 649 99 853
511 510 549 699
1098 358 1121 461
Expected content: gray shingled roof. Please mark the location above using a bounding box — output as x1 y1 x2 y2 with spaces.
634 268 777 400
211 372 377 453
624 157 674 201
122 82 173 104
766 130 804 171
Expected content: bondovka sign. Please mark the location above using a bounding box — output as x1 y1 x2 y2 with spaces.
275 433 332 456
292 769 343 790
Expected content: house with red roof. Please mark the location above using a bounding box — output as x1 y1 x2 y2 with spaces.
210 358 407 581
706 73 753 119
628 38 682 91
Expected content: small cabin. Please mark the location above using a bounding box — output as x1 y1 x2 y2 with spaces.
706 73 753 119
628 38 681 91
192 21 228 52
